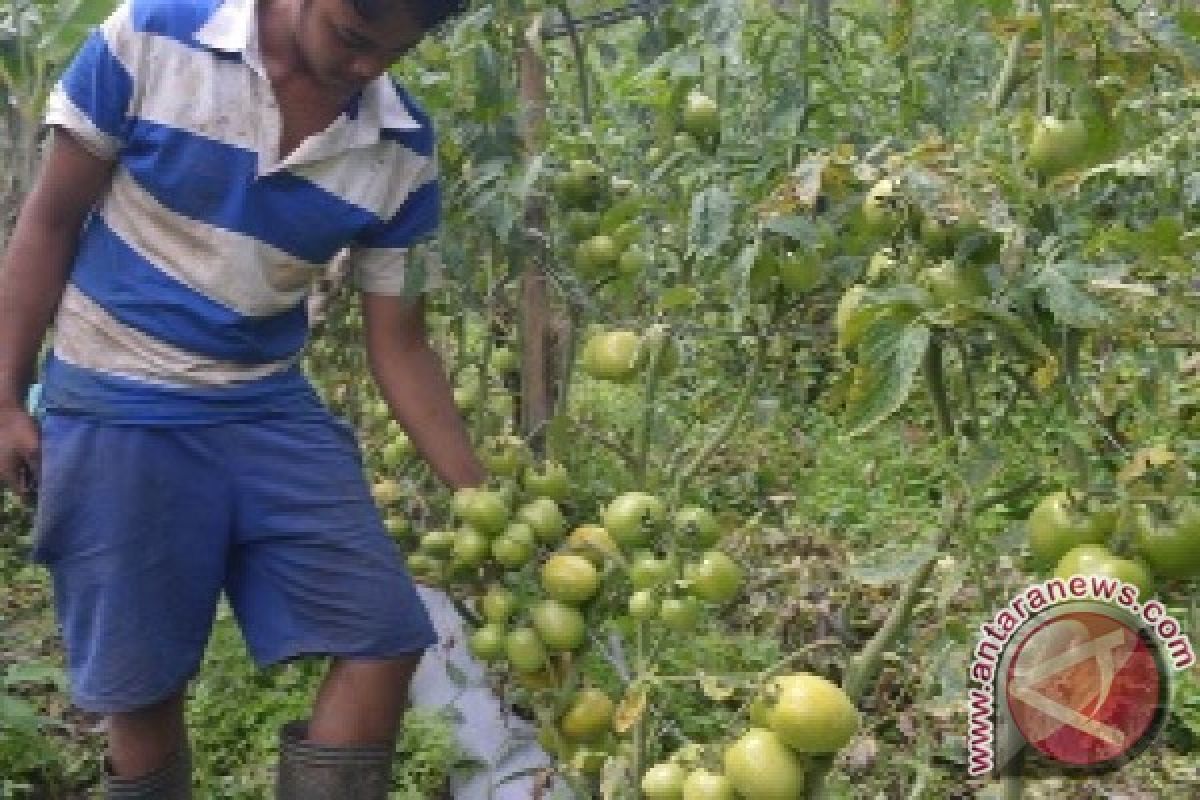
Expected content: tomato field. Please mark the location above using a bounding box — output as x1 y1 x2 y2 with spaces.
3 0 1200 797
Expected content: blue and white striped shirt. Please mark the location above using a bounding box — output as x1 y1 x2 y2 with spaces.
40 0 442 423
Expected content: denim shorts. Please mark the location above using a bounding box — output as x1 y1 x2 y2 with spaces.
31 413 437 713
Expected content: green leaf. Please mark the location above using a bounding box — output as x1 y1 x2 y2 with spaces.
1033 262 1112 329
843 317 931 438
847 539 937 587
0 692 42 735
688 187 734 260
762 213 816 242
658 285 701 311
2 662 64 690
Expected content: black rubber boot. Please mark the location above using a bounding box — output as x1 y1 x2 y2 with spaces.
104 745 192 799
275 720 394 800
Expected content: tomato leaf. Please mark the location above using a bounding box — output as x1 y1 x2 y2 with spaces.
843 317 932 438
1032 261 1112 329
688 187 734 260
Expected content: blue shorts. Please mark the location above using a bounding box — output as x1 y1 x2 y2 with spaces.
31 413 437 713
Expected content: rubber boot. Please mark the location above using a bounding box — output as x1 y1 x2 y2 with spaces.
104 745 191 799
275 720 394 800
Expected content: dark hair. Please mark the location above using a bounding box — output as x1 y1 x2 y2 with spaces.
349 0 469 30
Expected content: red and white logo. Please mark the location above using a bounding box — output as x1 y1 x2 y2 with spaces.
1004 610 1164 768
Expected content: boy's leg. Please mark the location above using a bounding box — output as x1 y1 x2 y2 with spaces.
307 655 421 745
107 688 188 777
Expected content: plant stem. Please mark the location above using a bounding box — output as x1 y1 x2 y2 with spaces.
1037 0 1055 116
669 336 768 501
925 335 955 439
988 1 1032 111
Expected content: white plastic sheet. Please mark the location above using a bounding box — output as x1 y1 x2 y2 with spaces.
409 586 572 800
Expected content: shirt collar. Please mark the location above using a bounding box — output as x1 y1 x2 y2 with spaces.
194 0 421 136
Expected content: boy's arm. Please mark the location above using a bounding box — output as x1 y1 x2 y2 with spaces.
361 291 486 490
0 129 116 494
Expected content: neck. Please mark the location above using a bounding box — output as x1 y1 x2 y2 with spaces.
256 0 309 83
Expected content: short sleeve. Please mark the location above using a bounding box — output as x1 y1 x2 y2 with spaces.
345 150 445 296
44 2 138 160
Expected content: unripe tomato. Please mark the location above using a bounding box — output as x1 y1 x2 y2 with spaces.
489 346 518 374
453 385 478 412
558 159 608 210
505 627 548 673
723 728 804 799
581 331 642 382
481 585 517 624
541 553 601 605
1028 116 1089 177
566 210 601 240
381 434 413 467
452 527 491 568
480 435 528 479
603 492 667 548
1052 544 1113 580
674 506 722 547
658 595 701 631
618 246 652 277
628 589 660 619
686 550 743 604
1027 492 1112 567
469 623 506 662
862 178 903 235
561 688 614 742
681 91 720 139
371 478 402 507
681 769 735 800
531 599 587 651
1055 545 1153 596
491 533 534 568
517 497 569 543
576 234 621 276
523 461 571 501
763 673 859 753
384 515 410 540
917 260 989 309
419 529 457 556
629 551 678 590
453 487 510 535
777 252 825 293
566 525 621 565
641 761 687 800
1131 501 1200 580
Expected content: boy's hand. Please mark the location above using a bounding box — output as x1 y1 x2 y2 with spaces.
0 408 40 502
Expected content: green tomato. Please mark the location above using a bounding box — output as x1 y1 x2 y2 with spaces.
681 91 720 140
481 585 517 624
1028 116 1089 177
381 433 413 467
469 623 506 662
453 487 510 535
581 331 642 383
560 688 614 742
658 595 701 631
603 492 666 548
541 553 601 606
641 761 687 800
530 599 587 651
628 589 660 620
1131 501 1200 580
1027 491 1112 567
489 346 518 374
452 527 491 568
861 178 903 236
1055 546 1153 597
517 497 569 543
480 435 528 479
763 673 859 753
686 550 743 604
674 506 722 547
681 770 735 800
777 252 825 293
629 551 678 590
505 628 548 674
722 728 804 800
491 534 535 568
576 234 620 276
419 529 458 556
523 461 571 501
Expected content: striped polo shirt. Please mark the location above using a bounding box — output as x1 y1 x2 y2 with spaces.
40 0 442 424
